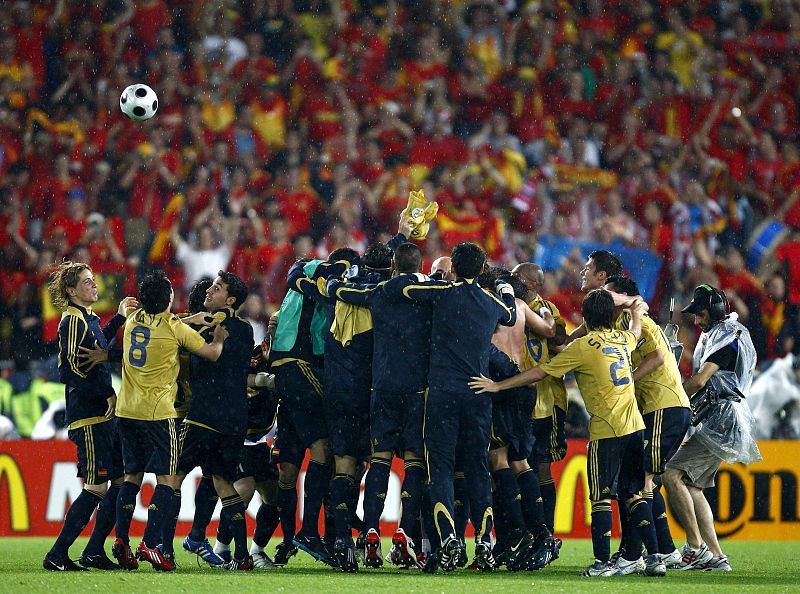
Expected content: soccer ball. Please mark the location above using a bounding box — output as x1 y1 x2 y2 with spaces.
120 84 158 121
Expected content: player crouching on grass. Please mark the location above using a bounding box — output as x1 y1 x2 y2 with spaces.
44 261 138 571
470 289 667 577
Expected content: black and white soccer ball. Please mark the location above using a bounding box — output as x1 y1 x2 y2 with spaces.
119 84 158 121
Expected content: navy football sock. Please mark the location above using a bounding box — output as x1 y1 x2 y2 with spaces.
399 460 425 536
363 457 391 532
331 474 354 540
189 476 218 542
348 479 364 534
590 501 613 562
300 460 330 537
217 498 233 546
254 503 281 548
652 487 675 553
492 468 526 533
143 484 174 548
84 484 119 555
539 477 556 533
160 490 180 555
220 495 248 560
619 501 635 556
276 479 298 542
516 467 545 531
114 481 140 544
492 487 510 546
627 498 659 556
51 489 104 557
453 472 469 539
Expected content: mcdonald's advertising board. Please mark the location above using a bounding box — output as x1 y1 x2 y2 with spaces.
1 439 799 539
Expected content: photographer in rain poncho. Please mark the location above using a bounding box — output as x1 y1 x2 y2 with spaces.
663 285 761 573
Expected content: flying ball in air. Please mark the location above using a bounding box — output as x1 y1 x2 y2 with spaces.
120 84 159 121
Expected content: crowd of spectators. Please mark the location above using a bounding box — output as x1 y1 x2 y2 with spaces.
2 0 800 392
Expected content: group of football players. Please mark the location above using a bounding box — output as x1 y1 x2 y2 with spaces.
45 211 707 577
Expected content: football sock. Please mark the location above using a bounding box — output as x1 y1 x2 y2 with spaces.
84 484 119 555
516 467 546 531
220 494 248 561
189 476 218 542
115 481 140 544
539 477 556 533
143 484 174 548
421 485 440 552
619 502 634 558
453 471 469 539
627 498 659 556
300 460 329 537
363 457 391 532
217 510 232 546
276 479 297 542
51 488 103 557
399 460 425 536
331 473 354 540
590 501 613 562
323 496 336 543
492 468 526 533
253 502 281 549
492 487 510 546
161 490 180 555
652 487 675 553
348 479 364 533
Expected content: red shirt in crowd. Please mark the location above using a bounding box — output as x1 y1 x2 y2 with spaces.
776 241 800 304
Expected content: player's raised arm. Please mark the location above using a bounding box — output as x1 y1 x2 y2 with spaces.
628 297 647 341
492 279 517 327
192 322 228 362
327 278 378 306
523 300 556 338
469 366 548 393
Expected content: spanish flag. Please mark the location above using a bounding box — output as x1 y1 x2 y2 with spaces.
436 208 505 260
148 193 185 263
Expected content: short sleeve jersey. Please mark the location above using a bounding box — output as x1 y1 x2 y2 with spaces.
525 295 568 418
615 312 690 414
117 309 206 421
539 328 645 440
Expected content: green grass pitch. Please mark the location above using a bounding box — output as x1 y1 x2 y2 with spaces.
3 538 798 593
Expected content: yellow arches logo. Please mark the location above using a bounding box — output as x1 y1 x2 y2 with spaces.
0 454 30 532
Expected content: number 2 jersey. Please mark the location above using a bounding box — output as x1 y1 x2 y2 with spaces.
614 312 690 414
117 309 206 421
539 328 644 441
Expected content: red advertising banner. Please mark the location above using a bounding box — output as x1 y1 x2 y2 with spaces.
1 439 798 539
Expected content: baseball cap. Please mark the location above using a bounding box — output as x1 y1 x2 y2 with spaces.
681 285 715 315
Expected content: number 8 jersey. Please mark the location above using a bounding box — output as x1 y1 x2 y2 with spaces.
539 329 645 440
117 309 207 421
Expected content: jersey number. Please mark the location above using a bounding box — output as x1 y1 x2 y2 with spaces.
602 346 631 387
128 325 151 367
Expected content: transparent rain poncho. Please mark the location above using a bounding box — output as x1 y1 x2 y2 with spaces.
690 316 762 465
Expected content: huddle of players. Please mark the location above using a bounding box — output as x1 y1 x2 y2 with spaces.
43 228 691 577
263 217 691 576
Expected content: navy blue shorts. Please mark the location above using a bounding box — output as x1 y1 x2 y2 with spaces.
237 442 279 483
643 407 691 474
370 389 424 456
530 406 568 464
587 430 645 501
490 387 536 461
68 419 123 485
177 421 243 483
325 388 371 459
117 417 180 476
273 360 326 467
